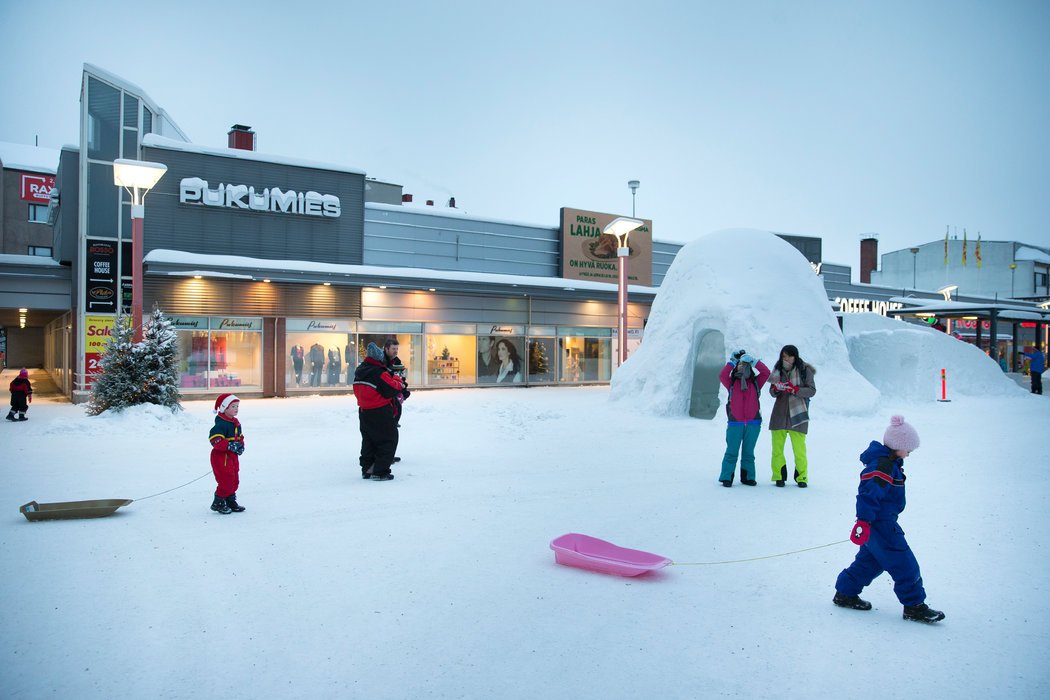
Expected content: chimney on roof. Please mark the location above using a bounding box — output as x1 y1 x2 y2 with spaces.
860 233 878 283
426 200 434 206
228 124 256 151
448 197 456 208
402 194 413 203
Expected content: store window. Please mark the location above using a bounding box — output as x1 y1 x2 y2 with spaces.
172 317 262 391
527 326 557 384
559 328 613 383
476 325 525 384
286 319 355 391
358 322 423 387
425 323 476 386
28 204 49 223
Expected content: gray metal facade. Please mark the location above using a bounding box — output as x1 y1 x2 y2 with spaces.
141 144 365 266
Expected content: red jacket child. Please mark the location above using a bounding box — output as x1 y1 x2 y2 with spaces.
208 393 246 514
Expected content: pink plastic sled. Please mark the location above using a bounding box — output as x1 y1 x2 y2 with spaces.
549 533 672 577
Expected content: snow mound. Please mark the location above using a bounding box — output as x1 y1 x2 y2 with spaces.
842 313 1025 400
612 228 879 416
46 403 196 436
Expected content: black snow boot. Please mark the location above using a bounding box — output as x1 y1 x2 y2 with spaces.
393 456 401 463
903 603 945 623
775 465 786 487
17 413 27 421
370 473 394 481
226 493 245 512
833 592 872 610
720 480 732 488
211 495 232 514
742 477 757 486
5 411 15 421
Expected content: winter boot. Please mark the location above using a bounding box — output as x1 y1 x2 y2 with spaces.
370 473 395 481
833 592 872 610
5 411 15 422
393 456 402 463
795 468 806 487
210 495 232 514
903 603 945 623
17 412 27 421
226 493 246 512
775 465 786 487
720 480 732 488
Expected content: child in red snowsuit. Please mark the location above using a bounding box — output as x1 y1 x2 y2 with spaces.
7 368 32 421
208 393 246 514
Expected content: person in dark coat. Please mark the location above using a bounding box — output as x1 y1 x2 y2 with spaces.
384 337 411 464
1021 344 1044 394
7 368 32 421
208 393 246 514
767 344 817 487
718 351 771 486
833 415 945 623
353 342 404 481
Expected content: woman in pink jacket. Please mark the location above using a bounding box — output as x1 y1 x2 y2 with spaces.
718 351 771 487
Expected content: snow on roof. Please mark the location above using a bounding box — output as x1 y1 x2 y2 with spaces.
0 141 60 174
142 134 366 176
1015 246 1050 265
366 202 555 230
0 253 63 267
144 249 659 296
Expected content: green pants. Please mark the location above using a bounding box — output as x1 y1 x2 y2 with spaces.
771 429 807 484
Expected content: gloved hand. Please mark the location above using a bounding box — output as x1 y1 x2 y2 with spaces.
850 520 871 546
228 440 245 456
784 383 799 394
731 349 747 361
773 381 789 392
28 395 32 403
401 388 411 401
740 353 756 366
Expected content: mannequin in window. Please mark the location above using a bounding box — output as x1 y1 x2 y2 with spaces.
327 346 342 385
309 342 325 387
290 344 305 385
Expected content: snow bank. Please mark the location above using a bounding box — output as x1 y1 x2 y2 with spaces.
842 313 1025 400
611 228 879 416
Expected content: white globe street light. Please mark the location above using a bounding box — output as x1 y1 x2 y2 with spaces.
113 159 167 342
604 216 645 367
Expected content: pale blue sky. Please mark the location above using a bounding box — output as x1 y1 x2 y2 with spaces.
2 0 1047 276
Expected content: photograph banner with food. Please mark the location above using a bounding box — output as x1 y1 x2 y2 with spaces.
559 207 653 286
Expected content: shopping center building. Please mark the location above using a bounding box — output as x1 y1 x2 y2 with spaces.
1 64 1047 402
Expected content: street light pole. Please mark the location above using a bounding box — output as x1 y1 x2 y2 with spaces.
909 247 919 288
628 180 639 218
113 159 167 342
604 216 644 367
1010 263 1017 298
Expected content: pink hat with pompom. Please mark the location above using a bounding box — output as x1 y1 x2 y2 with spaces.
883 415 920 452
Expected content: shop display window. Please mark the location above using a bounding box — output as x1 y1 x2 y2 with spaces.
527 338 556 383
559 336 613 383
174 317 262 391
478 336 525 384
357 333 422 387
287 333 355 390
426 335 476 386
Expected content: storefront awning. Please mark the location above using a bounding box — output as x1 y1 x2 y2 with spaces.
886 297 1050 323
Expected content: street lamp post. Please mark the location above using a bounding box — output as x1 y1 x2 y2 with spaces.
1009 263 1017 298
909 247 919 288
604 216 644 367
627 180 639 217
113 159 167 342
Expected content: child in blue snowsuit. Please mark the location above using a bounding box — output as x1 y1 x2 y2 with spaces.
833 415 945 623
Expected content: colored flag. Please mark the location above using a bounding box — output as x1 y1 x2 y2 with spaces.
962 229 968 266
975 233 982 268
944 226 949 266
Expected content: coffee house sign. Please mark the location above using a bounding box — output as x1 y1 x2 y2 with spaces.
179 177 341 218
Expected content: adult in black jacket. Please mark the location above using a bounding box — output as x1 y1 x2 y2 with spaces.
353 343 404 481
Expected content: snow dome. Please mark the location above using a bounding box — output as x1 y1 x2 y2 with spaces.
611 228 879 416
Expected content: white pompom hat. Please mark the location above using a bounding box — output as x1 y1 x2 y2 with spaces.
883 415 919 452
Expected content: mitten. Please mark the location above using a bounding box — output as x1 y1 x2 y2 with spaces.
731 349 746 361
740 353 756 365
28 395 32 403
784 383 800 394
727 358 738 368
228 441 244 456
401 388 411 401
773 381 788 392
850 520 871 546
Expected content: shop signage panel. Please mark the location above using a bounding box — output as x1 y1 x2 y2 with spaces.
425 323 477 335
211 317 263 332
20 173 55 203
357 321 423 333
84 315 116 388
85 239 119 313
558 326 612 337
179 177 341 218
286 319 355 333
527 326 557 337
834 297 904 316
120 241 133 314
479 324 524 336
170 317 208 330
560 207 653 286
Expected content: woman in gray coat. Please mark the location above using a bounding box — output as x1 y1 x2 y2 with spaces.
767 344 816 487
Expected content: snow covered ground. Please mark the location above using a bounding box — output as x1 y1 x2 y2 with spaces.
2 380 1048 698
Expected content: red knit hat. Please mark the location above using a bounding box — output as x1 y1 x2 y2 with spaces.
214 393 240 414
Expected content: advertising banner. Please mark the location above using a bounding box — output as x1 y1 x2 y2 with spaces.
84 315 116 388
85 239 119 313
20 173 55 203
560 207 652 286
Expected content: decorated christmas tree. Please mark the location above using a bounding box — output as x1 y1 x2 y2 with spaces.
86 306 183 415
529 340 550 378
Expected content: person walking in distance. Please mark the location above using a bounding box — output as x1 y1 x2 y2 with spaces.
1021 344 1045 395
7 368 32 421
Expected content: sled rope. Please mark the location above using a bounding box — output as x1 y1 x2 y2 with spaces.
670 539 850 566
134 472 212 502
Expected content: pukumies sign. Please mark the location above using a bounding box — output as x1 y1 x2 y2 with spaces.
179 177 341 218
